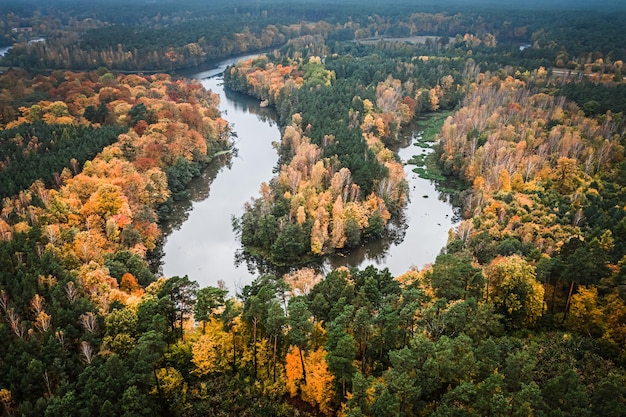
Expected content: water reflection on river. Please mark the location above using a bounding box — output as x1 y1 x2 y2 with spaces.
161 60 458 292
161 72 280 293
325 133 458 276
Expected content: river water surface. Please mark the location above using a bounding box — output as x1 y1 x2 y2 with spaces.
161 57 457 292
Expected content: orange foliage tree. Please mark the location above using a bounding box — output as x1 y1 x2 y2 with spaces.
285 346 335 415
0 71 231 310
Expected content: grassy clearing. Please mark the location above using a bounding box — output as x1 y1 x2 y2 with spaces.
407 110 466 192
407 110 452 177
415 110 453 145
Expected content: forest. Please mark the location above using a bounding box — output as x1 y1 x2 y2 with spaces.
1 0 626 416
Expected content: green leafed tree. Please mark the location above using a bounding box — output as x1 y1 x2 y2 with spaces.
194 286 228 334
288 296 314 384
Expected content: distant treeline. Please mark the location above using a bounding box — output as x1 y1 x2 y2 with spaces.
1 0 625 71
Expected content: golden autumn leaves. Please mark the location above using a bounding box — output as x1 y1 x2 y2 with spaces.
0 71 231 311
230 56 414 260
441 71 624 255
277 119 395 254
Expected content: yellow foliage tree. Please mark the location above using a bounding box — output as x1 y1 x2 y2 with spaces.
302 347 335 415
311 206 330 255
551 157 583 194
498 169 511 193
331 196 346 249
152 367 187 405
285 346 335 415
567 286 604 337
191 318 232 377
0 388 13 416
601 292 626 350
285 346 304 397
296 205 307 225
486 255 544 326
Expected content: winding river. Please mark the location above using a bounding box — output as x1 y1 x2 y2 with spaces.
159 57 458 292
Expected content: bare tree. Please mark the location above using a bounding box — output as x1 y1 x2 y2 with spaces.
55 330 65 347
65 281 78 304
0 290 9 315
80 341 94 364
43 370 53 397
79 312 98 334
30 294 46 316
34 312 52 333
6 308 25 338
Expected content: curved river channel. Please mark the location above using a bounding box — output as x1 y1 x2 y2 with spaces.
161 56 458 292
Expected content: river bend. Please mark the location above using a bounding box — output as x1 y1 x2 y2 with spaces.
162 57 457 291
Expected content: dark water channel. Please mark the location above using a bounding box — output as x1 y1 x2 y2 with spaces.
161 57 458 292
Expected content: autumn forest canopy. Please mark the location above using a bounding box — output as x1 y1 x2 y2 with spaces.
0 0 626 416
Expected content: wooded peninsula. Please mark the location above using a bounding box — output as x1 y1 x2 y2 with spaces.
0 1 625 416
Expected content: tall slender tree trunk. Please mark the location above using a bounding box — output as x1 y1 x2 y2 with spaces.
252 318 257 380
273 335 278 382
267 336 272 380
550 277 557 315
179 310 184 341
153 367 167 415
299 346 307 384
361 338 366 373
563 280 576 321
380 323 385 359
232 331 237 373
43 370 52 397
180 291 185 341
485 280 489 303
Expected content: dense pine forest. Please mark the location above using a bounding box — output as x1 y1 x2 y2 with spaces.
0 1 625 416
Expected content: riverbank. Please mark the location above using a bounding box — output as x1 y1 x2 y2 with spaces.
160 60 458 290
160 73 281 292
